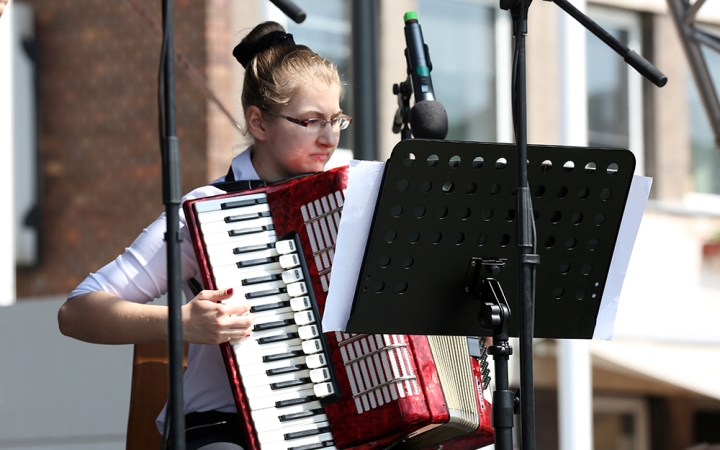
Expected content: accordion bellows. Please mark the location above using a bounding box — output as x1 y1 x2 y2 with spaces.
184 166 494 450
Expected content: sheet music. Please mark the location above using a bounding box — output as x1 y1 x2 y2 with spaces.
593 174 652 339
324 161 652 340
323 160 385 332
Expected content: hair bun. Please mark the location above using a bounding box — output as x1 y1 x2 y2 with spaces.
233 31 295 69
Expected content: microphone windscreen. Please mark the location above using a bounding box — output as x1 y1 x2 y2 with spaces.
410 100 449 140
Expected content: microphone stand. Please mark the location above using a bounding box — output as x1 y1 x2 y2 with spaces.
392 76 413 140
498 2 536 450
495 0 666 449
269 0 307 23
158 2 307 449
158 0 184 448
548 0 667 86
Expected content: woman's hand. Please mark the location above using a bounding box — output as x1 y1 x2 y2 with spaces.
181 288 254 345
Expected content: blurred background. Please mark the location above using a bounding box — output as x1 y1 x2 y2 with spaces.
1 0 720 449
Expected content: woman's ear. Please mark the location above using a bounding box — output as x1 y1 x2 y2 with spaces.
246 106 267 141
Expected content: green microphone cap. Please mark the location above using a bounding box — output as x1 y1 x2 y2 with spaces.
404 11 418 22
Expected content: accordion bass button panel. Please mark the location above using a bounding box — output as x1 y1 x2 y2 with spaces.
192 193 338 450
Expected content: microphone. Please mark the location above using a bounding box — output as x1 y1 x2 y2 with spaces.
403 11 448 139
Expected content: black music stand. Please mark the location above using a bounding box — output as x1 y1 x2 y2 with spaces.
343 139 635 448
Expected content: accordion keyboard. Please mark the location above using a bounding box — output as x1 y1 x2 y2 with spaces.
193 192 338 450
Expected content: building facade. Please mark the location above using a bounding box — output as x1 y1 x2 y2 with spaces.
1 0 719 449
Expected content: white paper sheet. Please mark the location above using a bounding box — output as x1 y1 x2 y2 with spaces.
322 160 385 332
593 174 653 339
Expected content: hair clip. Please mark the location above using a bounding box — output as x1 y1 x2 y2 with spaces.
233 31 295 69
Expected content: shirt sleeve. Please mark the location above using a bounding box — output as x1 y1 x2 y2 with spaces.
69 185 225 303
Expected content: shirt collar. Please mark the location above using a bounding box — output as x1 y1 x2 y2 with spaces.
227 146 260 182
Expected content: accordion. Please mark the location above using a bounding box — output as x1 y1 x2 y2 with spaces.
183 166 494 450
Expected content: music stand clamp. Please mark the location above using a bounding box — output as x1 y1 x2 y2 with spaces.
467 258 517 450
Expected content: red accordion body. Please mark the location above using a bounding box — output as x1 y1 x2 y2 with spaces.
183 166 494 450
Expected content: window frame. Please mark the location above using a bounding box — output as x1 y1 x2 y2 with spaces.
261 0 353 151
414 0 514 143
264 0 513 149
684 20 720 201
585 5 645 176
593 396 650 450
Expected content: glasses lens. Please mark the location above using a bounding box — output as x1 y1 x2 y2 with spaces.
305 119 325 132
305 116 352 132
336 116 351 130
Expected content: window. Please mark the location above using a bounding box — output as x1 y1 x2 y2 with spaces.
586 7 644 174
695 410 720 444
264 0 353 149
688 44 720 195
416 0 511 143
594 396 650 450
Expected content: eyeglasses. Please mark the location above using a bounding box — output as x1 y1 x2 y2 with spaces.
262 109 353 132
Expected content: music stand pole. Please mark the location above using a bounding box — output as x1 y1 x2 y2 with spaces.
159 0 185 448
476 272 515 450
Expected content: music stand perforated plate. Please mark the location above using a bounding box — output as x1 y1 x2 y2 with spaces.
345 139 635 339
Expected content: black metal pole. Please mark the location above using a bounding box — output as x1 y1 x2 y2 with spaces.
269 0 306 23
492 341 515 450
478 275 516 450
498 2 667 449
160 0 184 448
514 14 538 450
550 0 666 87
500 0 538 448
352 0 379 160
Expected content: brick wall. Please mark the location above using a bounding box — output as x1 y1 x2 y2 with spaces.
16 0 232 297
205 0 244 182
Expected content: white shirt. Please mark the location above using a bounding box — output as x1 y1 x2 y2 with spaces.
69 147 260 433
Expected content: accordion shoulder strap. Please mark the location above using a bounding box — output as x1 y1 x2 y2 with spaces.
211 165 320 193
211 165 267 193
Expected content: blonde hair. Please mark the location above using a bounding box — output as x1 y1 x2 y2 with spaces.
239 22 343 117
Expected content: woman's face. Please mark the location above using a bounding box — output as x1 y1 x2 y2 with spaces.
253 80 343 182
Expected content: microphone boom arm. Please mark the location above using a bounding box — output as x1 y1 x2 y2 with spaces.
546 0 667 87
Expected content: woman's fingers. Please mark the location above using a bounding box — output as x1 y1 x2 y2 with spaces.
182 288 254 344
196 287 234 302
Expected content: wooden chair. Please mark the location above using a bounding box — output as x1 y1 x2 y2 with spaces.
126 341 188 450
